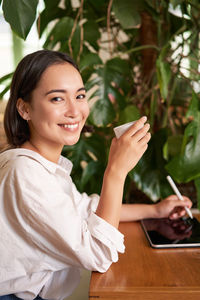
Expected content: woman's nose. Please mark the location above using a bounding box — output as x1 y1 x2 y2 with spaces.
64 99 79 118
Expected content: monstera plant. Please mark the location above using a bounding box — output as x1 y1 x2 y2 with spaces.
1 0 200 207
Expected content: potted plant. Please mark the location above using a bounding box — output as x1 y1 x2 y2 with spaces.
1 0 200 207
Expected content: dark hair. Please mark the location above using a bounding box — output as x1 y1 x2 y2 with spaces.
4 49 79 147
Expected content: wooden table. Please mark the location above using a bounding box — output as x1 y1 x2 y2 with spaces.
89 216 200 300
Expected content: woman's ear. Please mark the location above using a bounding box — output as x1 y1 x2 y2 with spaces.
16 98 30 121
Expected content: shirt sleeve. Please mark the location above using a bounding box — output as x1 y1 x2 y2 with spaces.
7 157 125 273
71 182 100 219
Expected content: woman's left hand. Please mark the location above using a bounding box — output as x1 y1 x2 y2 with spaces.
155 195 192 219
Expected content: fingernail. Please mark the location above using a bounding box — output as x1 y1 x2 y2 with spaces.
142 116 147 121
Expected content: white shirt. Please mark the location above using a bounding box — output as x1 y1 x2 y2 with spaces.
0 149 125 300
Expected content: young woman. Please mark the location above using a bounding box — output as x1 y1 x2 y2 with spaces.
0 50 192 300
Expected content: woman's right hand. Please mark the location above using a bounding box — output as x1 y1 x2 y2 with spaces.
107 116 151 178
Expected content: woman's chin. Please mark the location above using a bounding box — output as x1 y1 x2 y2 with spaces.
63 136 80 146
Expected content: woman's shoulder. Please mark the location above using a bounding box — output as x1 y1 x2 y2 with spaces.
0 148 52 174
0 149 73 185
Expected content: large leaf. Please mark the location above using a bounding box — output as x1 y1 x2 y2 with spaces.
44 17 80 58
112 0 142 29
84 0 108 26
163 135 183 160
62 139 88 170
80 53 102 83
44 17 74 48
83 20 100 51
80 161 103 192
89 97 116 127
166 112 200 182
62 133 107 193
79 53 102 72
129 129 172 201
88 58 131 126
38 5 68 37
118 105 140 125
2 0 38 39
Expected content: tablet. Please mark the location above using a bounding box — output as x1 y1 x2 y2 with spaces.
141 217 200 248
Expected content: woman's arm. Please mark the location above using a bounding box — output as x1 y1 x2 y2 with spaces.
95 117 151 228
120 195 193 222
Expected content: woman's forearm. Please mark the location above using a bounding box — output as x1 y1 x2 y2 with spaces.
120 195 193 222
95 167 126 228
120 203 158 222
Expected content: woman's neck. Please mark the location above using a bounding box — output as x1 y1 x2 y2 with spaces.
21 140 62 163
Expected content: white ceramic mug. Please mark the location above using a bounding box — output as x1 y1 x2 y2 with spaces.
114 121 136 139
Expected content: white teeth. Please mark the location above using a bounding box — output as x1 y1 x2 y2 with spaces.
62 124 78 129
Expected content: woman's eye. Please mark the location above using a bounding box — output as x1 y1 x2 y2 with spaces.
51 97 63 102
77 94 86 100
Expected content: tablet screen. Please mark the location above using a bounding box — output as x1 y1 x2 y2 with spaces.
141 217 200 248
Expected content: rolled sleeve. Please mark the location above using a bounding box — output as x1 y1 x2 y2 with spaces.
88 212 125 255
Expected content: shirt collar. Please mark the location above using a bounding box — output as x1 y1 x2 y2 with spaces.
2 148 73 175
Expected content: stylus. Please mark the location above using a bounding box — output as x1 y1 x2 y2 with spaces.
166 175 193 219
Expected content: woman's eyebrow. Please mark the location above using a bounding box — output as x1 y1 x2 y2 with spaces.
45 87 86 96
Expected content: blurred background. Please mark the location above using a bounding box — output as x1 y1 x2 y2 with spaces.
0 0 199 298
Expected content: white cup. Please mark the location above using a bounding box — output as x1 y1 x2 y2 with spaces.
114 121 136 139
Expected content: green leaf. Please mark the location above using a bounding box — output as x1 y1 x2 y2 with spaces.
62 139 88 170
79 53 102 83
44 17 74 48
44 0 60 9
38 7 67 37
83 20 100 51
186 91 200 120
2 0 39 39
129 129 172 201
0 72 13 84
106 57 130 76
86 0 108 10
79 53 102 72
80 161 102 190
118 105 140 124
170 0 183 9
156 58 171 100
62 133 107 169
112 0 141 29
90 98 116 127
0 72 13 100
62 133 107 194
88 58 131 126
163 135 183 160
38 0 73 37
166 113 200 182
0 84 10 99
44 16 80 57
171 77 191 105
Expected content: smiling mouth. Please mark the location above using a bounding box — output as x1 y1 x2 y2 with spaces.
58 123 79 129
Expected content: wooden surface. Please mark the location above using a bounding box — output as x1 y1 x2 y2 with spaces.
89 215 200 300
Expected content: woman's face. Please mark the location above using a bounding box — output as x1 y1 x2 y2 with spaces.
24 62 89 151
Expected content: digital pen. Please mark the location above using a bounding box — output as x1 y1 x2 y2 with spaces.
166 175 193 219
